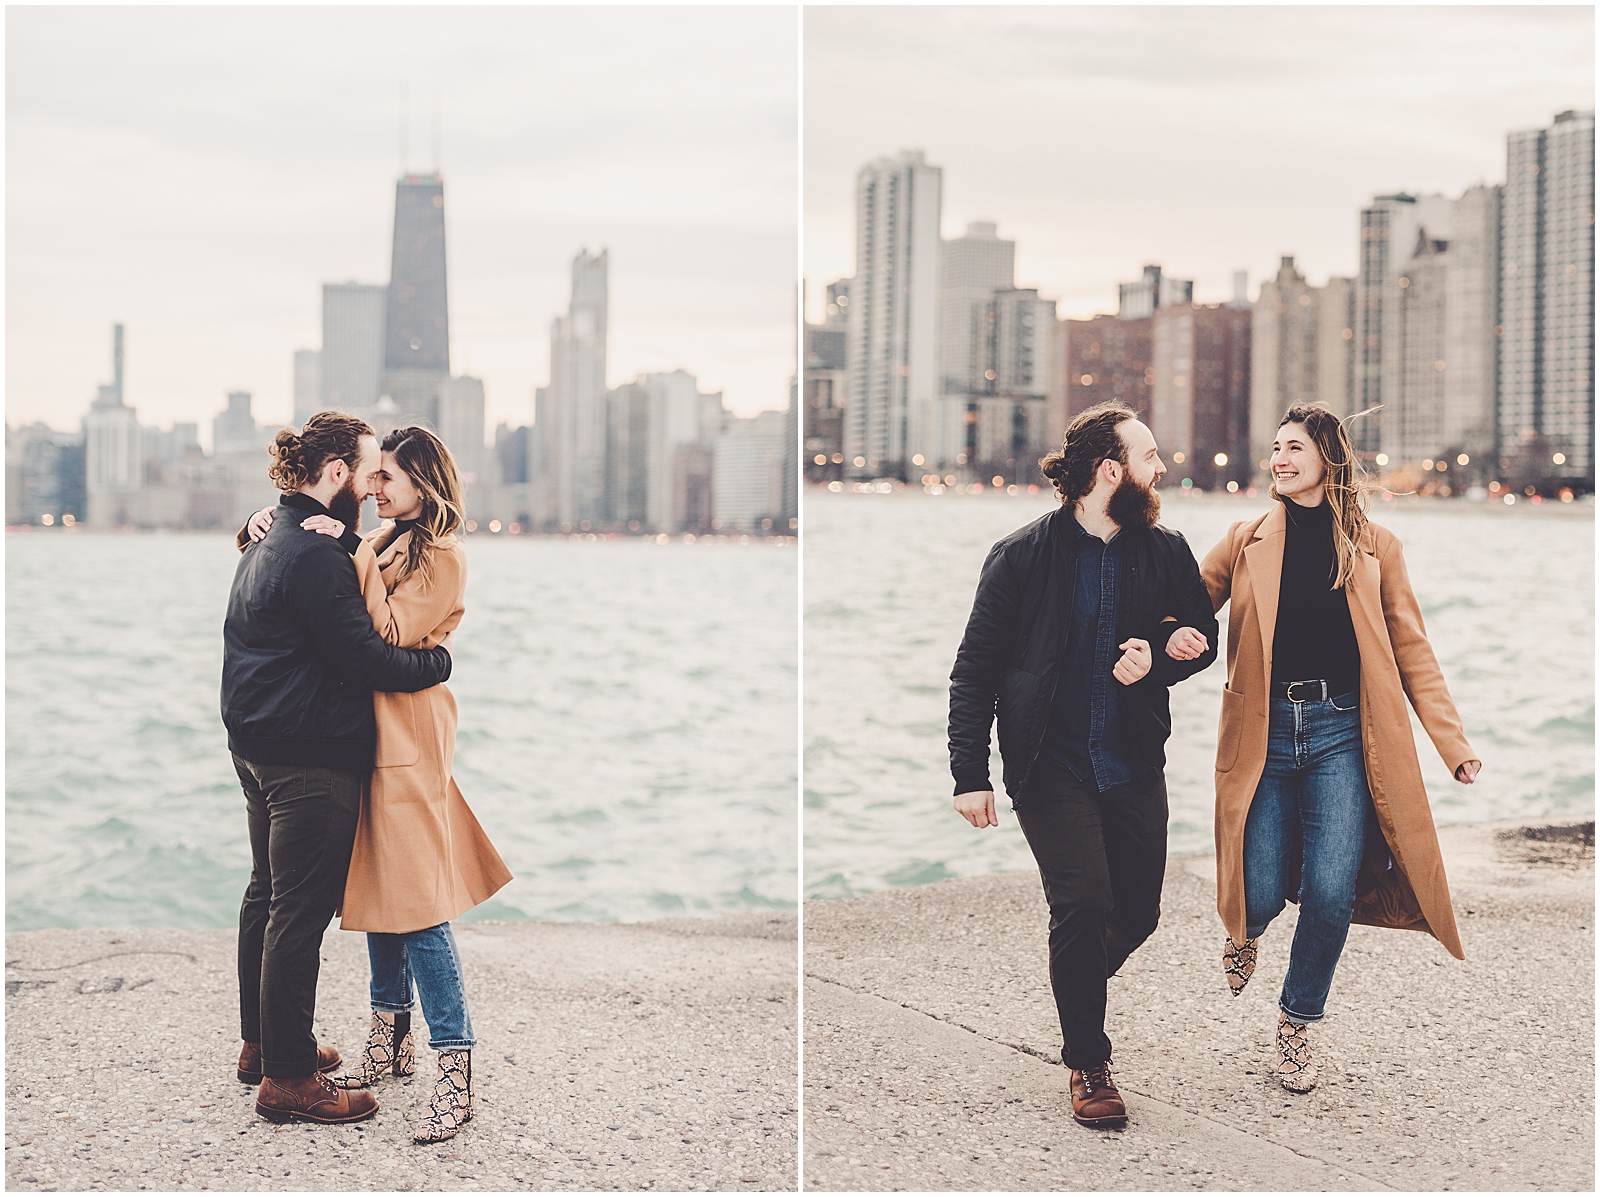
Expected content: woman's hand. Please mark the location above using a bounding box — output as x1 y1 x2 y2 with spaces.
1165 626 1209 660
246 507 275 542
300 514 346 539
954 790 998 828
1454 760 1481 785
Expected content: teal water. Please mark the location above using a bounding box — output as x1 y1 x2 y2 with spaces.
804 489 1595 899
6 532 798 930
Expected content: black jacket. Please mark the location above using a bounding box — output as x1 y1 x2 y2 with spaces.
221 493 453 772
948 504 1220 801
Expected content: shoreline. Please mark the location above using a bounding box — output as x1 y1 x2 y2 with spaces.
6 912 797 1192
804 819 1593 1192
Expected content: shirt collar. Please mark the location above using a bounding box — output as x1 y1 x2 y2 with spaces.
281 491 332 519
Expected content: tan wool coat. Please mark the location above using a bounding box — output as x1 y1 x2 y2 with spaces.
339 524 513 934
1199 501 1474 960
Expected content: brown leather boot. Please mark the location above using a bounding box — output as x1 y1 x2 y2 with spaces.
1069 1061 1128 1126
237 1041 342 1085
255 1071 379 1124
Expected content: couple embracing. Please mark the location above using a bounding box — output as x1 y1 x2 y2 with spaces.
221 411 511 1140
949 400 1480 1126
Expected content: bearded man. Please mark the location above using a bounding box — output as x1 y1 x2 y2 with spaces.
947 400 1219 1126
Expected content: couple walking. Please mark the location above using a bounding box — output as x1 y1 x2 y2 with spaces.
220 412 512 1139
950 400 1480 1125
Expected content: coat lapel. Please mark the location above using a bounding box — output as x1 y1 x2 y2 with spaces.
1241 502 1286 686
1344 533 1388 654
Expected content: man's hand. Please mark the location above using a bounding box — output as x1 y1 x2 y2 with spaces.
1455 759 1482 784
246 507 275 542
300 514 346 539
1113 638 1152 685
954 790 997 828
1165 626 1209 661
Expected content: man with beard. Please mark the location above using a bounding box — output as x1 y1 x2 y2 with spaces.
222 410 455 1125
948 400 1219 1127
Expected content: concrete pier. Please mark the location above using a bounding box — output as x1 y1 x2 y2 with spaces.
803 820 1593 1192
5 913 796 1192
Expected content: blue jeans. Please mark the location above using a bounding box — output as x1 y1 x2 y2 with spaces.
366 923 476 1051
1242 690 1376 1023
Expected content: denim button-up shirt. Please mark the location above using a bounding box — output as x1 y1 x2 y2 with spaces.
1044 514 1135 792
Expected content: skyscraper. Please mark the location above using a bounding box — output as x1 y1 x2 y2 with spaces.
933 221 1016 469
84 324 143 525
845 150 942 478
1250 257 1320 472
1151 303 1251 491
381 173 451 425
542 249 609 528
1499 109 1596 486
1118 264 1193 320
321 283 387 414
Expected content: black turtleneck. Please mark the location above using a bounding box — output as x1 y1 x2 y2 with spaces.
1271 496 1361 694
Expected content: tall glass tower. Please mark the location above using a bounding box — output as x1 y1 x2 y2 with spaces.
381 172 450 426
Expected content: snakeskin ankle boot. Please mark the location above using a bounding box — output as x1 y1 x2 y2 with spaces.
333 1011 415 1090
413 1049 473 1143
1223 936 1259 997
1276 1012 1318 1092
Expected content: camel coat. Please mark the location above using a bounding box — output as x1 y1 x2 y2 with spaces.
1199 502 1473 960
338 524 512 934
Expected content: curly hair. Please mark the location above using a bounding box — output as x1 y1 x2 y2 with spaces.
266 411 374 493
380 426 465 589
1039 401 1137 503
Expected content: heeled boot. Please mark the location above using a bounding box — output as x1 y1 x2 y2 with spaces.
332 1010 415 1090
1223 936 1258 997
413 1049 473 1143
1276 1012 1318 1092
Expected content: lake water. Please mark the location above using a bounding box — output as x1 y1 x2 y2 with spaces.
803 488 1595 899
6 532 797 930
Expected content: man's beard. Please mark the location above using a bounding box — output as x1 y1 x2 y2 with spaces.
328 474 362 532
1107 470 1161 530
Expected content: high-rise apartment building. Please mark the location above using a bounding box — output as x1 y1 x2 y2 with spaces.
1353 192 1456 456
1055 314 1153 431
212 391 262 458
1442 184 1501 467
963 288 1057 479
1391 233 1453 466
1151 303 1251 491
381 173 451 424
932 221 1017 469
714 410 789 529
804 316 847 480
436 374 491 486
845 150 941 477
1247 261 1355 476
542 249 610 529
1499 109 1595 485
320 283 387 414
605 381 651 528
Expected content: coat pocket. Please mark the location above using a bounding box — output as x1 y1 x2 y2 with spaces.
374 691 421 769
1215 686 1247 773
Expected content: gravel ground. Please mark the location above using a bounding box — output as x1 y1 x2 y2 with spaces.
5 913 797 1192
804 820 1593 1192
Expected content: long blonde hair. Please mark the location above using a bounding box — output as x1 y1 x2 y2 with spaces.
1270 404 1377 590
380 426 465 589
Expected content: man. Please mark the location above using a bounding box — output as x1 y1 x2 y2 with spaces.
948 401 1219 1126
222 410 455 1125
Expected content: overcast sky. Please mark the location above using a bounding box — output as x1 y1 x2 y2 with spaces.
805 5 1592 321
7 6 797 442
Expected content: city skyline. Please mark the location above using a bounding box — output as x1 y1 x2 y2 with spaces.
6 7 797 443
804 6 1593 321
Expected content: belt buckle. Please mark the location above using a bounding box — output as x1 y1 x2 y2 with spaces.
1286 680 1323 703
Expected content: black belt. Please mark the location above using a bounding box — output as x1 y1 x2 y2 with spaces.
1275 679 1337 703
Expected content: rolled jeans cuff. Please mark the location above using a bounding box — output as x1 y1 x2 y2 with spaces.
1280 1001 1326 1025
371 998 416 1013
429 1036 476 1051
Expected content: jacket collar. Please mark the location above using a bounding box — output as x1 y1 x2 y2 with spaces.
281 491 333 519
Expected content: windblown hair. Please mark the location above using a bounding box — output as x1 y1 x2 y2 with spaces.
1039 401 1136 504
267 411 373 493
1272 403 1378 590
381 426 465 589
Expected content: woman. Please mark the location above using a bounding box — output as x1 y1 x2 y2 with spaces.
248 425 511 1141
1170 404 1480 1093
